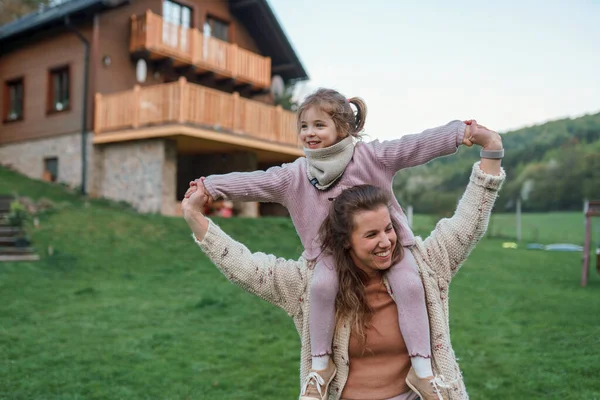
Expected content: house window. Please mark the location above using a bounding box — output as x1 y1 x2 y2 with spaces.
43 157 58 182
48 65 70 113
3 77 24 122
204 15 229 42
162 0 192 49
163 0 192 28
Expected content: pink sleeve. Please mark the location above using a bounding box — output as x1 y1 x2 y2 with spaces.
203 160 298 206
371 120 466 172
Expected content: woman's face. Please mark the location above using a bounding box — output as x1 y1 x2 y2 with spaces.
348 205 397 277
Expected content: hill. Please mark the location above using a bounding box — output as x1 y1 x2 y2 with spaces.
393 112 600 213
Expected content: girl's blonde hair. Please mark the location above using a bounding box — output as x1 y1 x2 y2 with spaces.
296 88 367 138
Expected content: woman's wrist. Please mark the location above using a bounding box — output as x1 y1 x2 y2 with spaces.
184 209 209 241
483 137 503 151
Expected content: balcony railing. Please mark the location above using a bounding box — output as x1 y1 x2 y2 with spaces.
94 78 300 148
130 11 271 89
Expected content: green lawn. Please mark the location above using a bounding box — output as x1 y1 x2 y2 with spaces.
1 167 599 399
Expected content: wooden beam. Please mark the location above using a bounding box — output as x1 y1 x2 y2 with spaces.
93 124 304 157
250 87 270 96
130 50 151 62
175 65 197 75
152 58 174 72
216 77 235 84
196 71 214 80
234 82 252 91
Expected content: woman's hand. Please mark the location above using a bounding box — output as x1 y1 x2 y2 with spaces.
182 180 210 241
185 177 213 201
462 120 503 175
462 120 503 150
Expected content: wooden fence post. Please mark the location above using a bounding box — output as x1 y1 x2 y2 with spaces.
178 77 186 123
229 43 238 78
145 10 153 48
232 92 241 133
275 105 283 142
94 93 102 133
264 56 271 88
132 85 141 128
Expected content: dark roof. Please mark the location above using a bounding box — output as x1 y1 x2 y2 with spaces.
0 0 128 46
230 0 308 82
0 0 308 82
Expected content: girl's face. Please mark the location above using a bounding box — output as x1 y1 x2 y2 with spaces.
348 205 397 277
299 106 341 149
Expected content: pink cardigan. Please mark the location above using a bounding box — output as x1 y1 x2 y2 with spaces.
204 120 466 260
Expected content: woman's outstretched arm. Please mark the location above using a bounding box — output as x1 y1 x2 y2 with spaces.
182 190 307 317
422 123 505 280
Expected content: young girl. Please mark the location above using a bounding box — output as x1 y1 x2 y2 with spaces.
186 88 477 400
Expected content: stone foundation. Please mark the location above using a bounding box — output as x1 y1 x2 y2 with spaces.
0 131 94 190
96 139 177 214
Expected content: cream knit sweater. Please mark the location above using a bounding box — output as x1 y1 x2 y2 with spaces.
193 162 505 400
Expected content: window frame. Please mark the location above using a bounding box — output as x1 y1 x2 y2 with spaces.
3 76 25 123
204 14 231 42
162 0 194 29
47 64 71 115
43 157 59 182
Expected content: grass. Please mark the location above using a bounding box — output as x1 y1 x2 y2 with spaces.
1 166 600 399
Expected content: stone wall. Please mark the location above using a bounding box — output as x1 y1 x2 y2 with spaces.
96 139 177 214
0 131 94 190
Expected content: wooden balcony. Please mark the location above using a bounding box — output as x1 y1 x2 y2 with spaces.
130 11 271 89
94 79 302 160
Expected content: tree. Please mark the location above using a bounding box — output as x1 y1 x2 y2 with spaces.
0 0 55 26
274 83 300 112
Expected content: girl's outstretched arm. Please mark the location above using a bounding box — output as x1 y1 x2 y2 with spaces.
371 120 467 172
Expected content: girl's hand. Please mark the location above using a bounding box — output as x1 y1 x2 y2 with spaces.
181 186 210 241
184 177 213 204
463 120 503 150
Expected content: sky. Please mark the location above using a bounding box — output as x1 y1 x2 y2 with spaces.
268 0 600 141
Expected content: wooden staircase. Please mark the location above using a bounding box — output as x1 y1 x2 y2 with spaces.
0 195 39 262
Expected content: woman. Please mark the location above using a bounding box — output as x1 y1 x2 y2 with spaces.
182 131 504 400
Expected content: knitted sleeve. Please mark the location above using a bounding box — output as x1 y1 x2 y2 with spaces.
422 162 505 281
370 120 466 172
193 219 307 317
203 159 300 207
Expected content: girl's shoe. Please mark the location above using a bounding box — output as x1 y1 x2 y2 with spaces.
405 367 450 400
299 359 337 400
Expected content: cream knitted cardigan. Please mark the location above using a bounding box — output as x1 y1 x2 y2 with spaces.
193 162 505 400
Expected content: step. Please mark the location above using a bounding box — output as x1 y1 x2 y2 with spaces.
0 254 40 262
0 237 17 246
0 227 20 237
0 246 36 255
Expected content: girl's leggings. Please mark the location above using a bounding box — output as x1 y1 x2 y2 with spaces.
309 249 431 359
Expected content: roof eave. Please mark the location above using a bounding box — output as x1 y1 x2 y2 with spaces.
0 0 129 45
230 0 308 82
